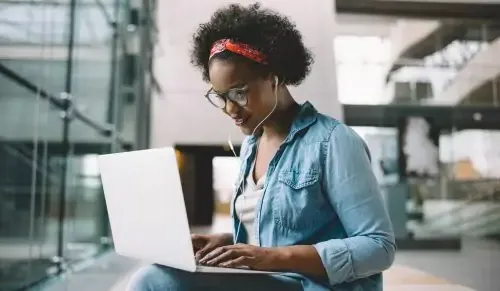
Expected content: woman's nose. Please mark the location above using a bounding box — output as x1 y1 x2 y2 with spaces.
225 99 238 115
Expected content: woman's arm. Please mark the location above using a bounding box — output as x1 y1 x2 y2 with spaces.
311 124 396 285
272 245 327 278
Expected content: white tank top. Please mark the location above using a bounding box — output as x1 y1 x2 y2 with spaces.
234 161 265 246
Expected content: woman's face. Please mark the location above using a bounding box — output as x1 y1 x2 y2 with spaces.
208 59 275 135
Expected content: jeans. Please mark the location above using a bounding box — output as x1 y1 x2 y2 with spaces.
127 264 304 291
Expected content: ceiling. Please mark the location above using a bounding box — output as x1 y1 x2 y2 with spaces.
336 14 397 36
336 0 500 20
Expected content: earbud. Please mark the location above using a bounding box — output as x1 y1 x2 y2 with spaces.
274 75 279 87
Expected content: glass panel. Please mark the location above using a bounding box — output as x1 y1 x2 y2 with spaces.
60 153 110 263
57 0 118 265
0 59 67 95
0 0 150 288
0 3 70 45
0 1 117 46
0 74 62 291
0 1 126 288
70 3 114 126
0 1 68 283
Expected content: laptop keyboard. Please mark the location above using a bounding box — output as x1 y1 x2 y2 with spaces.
195 260 250 270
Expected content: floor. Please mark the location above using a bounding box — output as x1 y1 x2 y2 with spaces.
393 238 500 291
31 253 138 291
36 216 500 291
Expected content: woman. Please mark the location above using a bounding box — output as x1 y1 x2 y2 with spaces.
129 3 395 291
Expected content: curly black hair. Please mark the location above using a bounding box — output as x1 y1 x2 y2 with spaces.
190 3 313 86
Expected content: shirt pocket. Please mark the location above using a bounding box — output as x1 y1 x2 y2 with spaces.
272 168 329 231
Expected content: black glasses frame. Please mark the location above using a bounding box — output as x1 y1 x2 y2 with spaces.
204 86 249 109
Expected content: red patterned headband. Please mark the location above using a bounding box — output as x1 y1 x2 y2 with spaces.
209 39 267 64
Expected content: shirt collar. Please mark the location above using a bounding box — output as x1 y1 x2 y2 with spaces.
247 101 318 145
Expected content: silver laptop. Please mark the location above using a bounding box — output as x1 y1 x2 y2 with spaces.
98 147 275 274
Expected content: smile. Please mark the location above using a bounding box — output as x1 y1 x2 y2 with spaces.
234 117 248 126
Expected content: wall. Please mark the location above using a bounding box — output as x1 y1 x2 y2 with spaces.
151 0 342 147
335 14 395 37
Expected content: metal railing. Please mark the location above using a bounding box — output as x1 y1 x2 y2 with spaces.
0 62 129 146
409 178 500 237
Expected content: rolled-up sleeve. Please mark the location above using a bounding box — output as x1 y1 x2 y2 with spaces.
313 124 396 286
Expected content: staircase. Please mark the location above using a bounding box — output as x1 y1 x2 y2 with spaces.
409 179 500 239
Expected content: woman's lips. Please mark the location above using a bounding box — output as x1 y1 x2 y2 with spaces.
234 117 249 126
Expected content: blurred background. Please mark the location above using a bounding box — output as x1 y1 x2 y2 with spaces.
0 0 499 290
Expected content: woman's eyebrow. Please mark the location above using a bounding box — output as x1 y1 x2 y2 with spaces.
213 82 247 94
229 82 247 89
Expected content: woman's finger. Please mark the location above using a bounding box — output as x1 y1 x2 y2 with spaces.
199 246 228 263
206 248 241 266
219 256 251 268
196 243 216 261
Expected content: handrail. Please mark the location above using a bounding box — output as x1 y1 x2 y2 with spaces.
471 212 500 235
411 180 500 235
427 204 500 236
457 205 500 233
416 180 500 224
94 0 115 27
0 61 130 146
421 204 500 236
0 61 64 108
0 141 60 183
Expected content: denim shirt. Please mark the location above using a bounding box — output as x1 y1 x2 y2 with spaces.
230 102 396 291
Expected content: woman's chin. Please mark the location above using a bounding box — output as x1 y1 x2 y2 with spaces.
239 126 253 136
239 125 263 136
237 122 257 136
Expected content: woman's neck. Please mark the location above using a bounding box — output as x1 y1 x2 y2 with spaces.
261 90 300 141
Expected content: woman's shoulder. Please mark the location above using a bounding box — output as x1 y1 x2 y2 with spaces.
308 113 359 141
312 113 371 161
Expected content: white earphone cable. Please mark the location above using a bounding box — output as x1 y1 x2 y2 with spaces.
251 76 279 137
230 76 279 244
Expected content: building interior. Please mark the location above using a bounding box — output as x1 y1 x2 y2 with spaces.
0 0 499 290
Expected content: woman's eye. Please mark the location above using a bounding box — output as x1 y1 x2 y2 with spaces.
234 85 248 93
229 89 247 100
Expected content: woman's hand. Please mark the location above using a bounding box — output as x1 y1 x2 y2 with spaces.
191 233 233 261
198 243 285 271
199 244 328 278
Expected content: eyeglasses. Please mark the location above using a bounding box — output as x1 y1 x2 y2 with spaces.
205 86 249 109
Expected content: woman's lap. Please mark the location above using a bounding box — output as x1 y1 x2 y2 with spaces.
127 264 303 291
